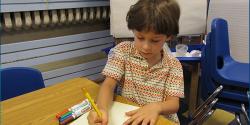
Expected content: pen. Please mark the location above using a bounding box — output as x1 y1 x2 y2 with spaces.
56 109 68 118
59 103 91 123
56 99 89 119
59 114 76 125
59 112 72 122
82 88 102 117
59 111 73 120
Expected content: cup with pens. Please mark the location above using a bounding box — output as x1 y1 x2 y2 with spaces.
56 88 100 125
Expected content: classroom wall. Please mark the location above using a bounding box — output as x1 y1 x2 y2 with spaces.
0 0 114 86
207 0 249 63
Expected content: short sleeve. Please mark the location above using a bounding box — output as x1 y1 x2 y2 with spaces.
102 43 126 81
164 59 184 98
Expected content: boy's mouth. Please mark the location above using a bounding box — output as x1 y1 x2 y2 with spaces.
140 51 152 56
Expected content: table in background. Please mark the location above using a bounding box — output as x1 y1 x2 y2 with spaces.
172 44 203 116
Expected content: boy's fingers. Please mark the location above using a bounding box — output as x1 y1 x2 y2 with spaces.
150 119 156 125
123 113 140 125
101 112 108 125
102 118 108 125
89 111 101 123
141 118 150 125
88 110 109 125
126 109 138 116
88 111 99 125
94 116 102 123
102 122 108 125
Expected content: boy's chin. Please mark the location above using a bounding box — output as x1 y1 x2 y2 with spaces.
141 54 153 59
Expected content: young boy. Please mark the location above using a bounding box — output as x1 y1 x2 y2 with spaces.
88 0 184 124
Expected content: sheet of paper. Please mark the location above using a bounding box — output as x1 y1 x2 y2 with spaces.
70 102 139 125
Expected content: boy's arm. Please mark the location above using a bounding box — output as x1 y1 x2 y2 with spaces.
157 96 180 115
96 76 117 111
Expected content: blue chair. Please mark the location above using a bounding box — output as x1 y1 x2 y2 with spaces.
209 18 249 88
102 43 115 55
200 18 249 115
202 32 247 103
1 67 45 101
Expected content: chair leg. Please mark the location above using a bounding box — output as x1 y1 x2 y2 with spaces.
190 85 222 119
196 110 215 125
188 110 215 125
192 98 218 121
188 98 218 125
228 113 249 125
235 114 242 125
241 104 249 122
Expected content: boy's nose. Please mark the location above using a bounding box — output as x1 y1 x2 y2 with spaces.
142 43 151 51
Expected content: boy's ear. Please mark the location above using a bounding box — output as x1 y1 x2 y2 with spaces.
166 35 173 41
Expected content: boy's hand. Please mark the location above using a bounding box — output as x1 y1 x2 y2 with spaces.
87 109 108 125
123 103 161 125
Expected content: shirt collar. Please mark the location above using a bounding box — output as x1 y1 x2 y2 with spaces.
130 42 170 69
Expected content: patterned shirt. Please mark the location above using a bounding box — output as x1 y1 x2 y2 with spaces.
102 41 184 123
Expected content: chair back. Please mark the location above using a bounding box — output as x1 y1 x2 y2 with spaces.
1 67 45 101
209 18 249 87
207 0 249 63
201 18 249 114
210 18 231 70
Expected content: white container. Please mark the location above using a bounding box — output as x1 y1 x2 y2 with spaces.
175 44 188 57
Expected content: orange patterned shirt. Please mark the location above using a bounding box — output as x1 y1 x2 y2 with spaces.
102 41 184 123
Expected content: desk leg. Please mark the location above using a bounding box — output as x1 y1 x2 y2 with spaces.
188 63 200 116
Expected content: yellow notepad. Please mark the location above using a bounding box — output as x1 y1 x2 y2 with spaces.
70 102 139 125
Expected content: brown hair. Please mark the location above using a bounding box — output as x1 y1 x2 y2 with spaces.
126 0 180 36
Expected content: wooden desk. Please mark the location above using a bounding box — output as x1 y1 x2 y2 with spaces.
177 56 201 116
186 62 200 116
173 44 203 116
2 78 175 125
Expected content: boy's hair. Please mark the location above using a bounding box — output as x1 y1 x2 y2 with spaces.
126 0 180 36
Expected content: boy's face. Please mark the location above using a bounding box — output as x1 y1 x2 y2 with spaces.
133 30 171 59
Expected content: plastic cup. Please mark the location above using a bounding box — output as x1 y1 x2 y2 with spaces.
175 44 188 57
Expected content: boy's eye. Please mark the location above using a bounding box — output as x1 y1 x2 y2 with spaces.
137 37 144 40
151 40 160 43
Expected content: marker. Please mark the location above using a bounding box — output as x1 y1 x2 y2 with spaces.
82 88 102 117
59 111 73 119
59 112 72 122
56 99 89 119
69 99 89 112
59 114 76 125
73 103 91 117
56 109 68 119
59 101 91 122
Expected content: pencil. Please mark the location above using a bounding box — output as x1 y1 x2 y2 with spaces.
82 88 102 117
